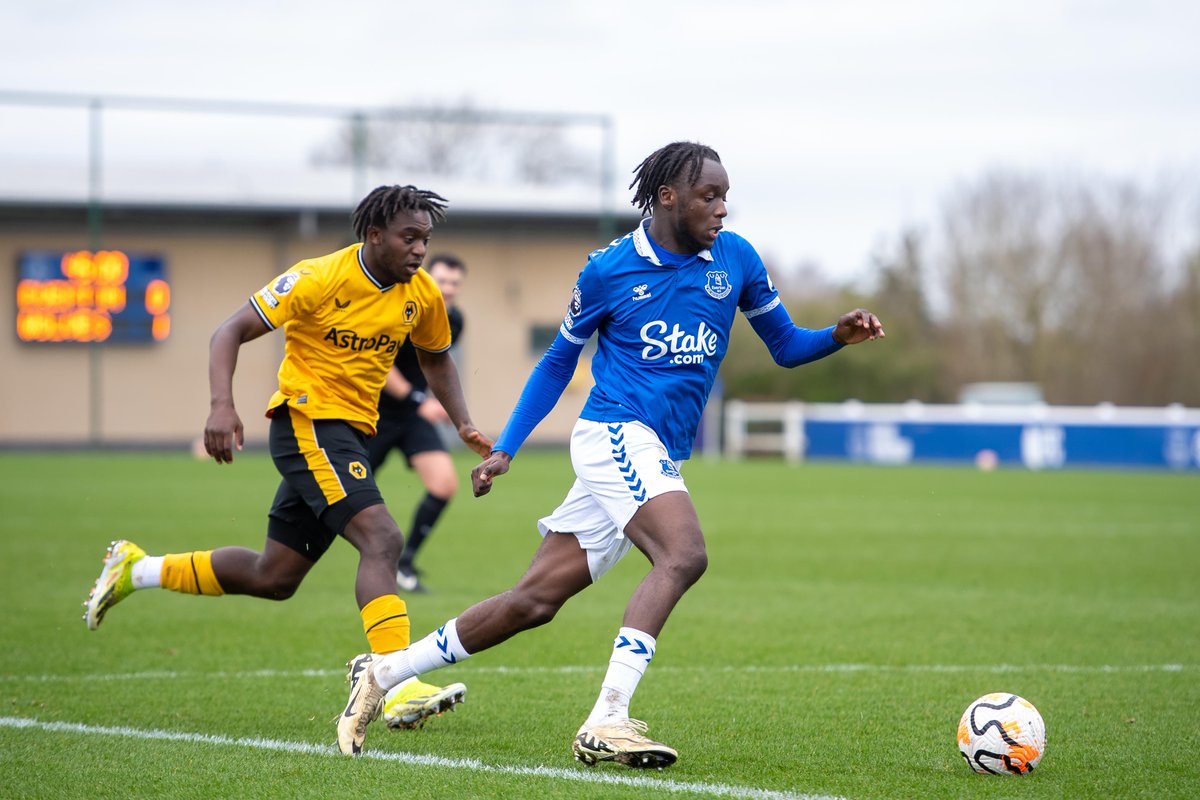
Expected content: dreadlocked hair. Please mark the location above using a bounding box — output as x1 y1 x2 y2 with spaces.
352 185 449 241
628 142 721 215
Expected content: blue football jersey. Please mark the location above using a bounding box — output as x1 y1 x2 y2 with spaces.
561 219 780 460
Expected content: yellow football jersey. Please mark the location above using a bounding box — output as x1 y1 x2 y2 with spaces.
249 243 451 435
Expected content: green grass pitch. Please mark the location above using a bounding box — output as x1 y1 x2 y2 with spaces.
1 450 1197 799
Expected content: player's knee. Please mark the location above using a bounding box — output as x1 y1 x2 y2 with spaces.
354 530 405 566
252 569 303 601
662 544 708 589
365 527 406 563
346 510 406 562
508 589 562 629
428 472 458 499
262 578 300 601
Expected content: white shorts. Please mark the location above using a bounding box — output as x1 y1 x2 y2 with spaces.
537 419 689 581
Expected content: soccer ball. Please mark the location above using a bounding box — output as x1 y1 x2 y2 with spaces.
957 692 1046 775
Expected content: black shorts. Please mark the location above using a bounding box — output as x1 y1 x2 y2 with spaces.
267 404 385 561
366 405 448 470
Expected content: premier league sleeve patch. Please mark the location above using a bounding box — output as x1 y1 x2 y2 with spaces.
563 283 584 330
251 268 313 330
273 272 301 295
569 284 583 317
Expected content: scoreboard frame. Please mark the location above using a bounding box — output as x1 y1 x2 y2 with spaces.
15 249 171 344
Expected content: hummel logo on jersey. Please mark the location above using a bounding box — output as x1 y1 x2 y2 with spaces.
632 283 652 301
335 298 350 309
640 320 720 365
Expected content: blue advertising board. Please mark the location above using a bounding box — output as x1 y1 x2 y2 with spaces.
804 418 1200 470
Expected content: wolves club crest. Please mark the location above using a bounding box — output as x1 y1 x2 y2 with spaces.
704 270 732 300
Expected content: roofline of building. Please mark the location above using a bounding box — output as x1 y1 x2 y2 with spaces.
0 196 639 222
0 197 642 236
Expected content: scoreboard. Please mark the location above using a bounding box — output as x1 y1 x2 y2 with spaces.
16 250 170 343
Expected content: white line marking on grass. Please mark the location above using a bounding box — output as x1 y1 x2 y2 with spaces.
0 716 843 800
0 663 1189 684
741 663 1191 674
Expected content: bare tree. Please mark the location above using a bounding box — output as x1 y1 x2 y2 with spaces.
939 173 1070 390
380 101 488 177
936 171 1177 404
1052 181 1172 403
505 125 598 186
723 171 1197 407
1167 249 1200 402
312 99 597 186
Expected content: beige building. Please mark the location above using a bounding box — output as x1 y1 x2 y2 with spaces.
0 200 638 448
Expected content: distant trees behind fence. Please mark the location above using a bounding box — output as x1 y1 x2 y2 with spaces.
723 170 1200 406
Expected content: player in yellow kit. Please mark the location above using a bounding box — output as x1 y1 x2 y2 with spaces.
83 185 493 752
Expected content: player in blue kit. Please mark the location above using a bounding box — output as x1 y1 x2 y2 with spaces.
335 142 885 763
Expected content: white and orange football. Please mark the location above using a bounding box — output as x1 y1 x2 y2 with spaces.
957 692 1046 775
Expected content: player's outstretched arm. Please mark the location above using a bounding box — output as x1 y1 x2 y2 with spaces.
471 328 587 497
831 308 885 345
205 303 270 464
416 349 494 458
471 451 511 497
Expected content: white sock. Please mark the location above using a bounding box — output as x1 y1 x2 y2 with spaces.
374 618 472 690
584 627 656 727
131 556 163 589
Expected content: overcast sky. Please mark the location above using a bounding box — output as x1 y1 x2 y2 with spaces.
2 0 1198 281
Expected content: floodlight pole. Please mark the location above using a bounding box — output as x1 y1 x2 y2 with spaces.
87 98 104 445
350 111 368 209
599 116 618 244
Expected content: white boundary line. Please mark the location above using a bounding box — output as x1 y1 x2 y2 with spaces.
0 663 1189 683
0 716 844 800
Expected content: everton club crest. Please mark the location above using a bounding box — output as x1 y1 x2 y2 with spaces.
704 270 732 300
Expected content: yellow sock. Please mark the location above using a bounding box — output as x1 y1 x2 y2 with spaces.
361 594 409 654
161 551 225 596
